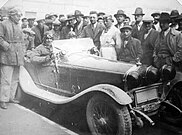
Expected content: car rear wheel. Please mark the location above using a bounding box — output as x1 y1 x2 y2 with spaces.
86 94 132 135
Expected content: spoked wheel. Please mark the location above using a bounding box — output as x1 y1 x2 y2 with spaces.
161 86 182 126
86 94 132 135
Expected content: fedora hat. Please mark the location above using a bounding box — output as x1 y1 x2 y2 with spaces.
133 7 145 16
170 10 179 19
159 12 171 23
8 7 22 16
73 10 84 17
114 10 126 18
120 24 132 32
151 12 160 17
143 16 153 23
98 12 105 17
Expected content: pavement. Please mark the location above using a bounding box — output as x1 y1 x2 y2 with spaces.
0 103 78 135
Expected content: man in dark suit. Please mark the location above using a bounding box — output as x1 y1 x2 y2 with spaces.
80 11 105 50
32 18 49 47
73 10 86 38
119 24 143 63
141 17 159 66
153 12 182 70
131 7 146 42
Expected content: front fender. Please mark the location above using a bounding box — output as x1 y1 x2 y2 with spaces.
78 84 132 105
19 66 132 105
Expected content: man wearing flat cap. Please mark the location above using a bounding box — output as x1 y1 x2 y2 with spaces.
0 7 24 109
153 12 182 70
141 17 159 66
32 17 49 47
22 28 35 51
131 7 146 42
119 24 143 63
114 10 126 30
73 10 85 38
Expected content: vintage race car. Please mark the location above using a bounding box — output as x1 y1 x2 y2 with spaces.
17 38 182 135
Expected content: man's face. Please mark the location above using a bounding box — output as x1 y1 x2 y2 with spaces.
116 15 125 23
37 20 45 29
122 28 131 38
160 21 170 31
76 16 82 23
144 22 152 32
134 15 143 22
22 19 28 26
153 15 160 24
28 20 34 26
104 19 112 28
124 18 130 25
11 13 22 23
53 25 60 31
89 13 97 25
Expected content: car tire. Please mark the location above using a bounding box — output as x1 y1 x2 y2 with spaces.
86 94 132 135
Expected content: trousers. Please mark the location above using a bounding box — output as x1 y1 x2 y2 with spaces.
0 64 20 102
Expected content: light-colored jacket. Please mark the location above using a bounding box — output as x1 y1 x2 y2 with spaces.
0 19 24 66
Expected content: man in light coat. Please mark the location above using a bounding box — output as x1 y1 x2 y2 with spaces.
0 8 24 109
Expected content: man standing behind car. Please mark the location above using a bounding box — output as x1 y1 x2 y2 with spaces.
153 12 182 70
81 11 105 50
0 7 24 109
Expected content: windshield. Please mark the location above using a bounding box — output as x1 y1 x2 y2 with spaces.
52 38 95 55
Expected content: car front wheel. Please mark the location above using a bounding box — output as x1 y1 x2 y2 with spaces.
86 94 132 135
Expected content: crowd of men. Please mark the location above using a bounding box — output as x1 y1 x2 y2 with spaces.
0 6 182 109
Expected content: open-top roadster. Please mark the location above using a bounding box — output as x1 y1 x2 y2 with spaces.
17 38 182 135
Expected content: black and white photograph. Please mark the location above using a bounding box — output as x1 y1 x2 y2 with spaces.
0 0 182 135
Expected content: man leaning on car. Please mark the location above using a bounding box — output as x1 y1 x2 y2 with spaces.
0 7 24 109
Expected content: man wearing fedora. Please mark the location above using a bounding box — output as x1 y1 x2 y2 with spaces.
60 14 76 39
49 20 61 40
151 12 161 32
141 17 159 66
131 7 146 42
32 18 49 47
170 10 180 31
0 7 24 109
73 10 85 38
119 24 143 63
81 11 105 50
114 10 126 29
153 12 182 70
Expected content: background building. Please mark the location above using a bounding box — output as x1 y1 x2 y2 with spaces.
1 0 182 20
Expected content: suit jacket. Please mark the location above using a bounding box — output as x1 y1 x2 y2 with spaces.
119 36 143 63
154 28 182 63
0 19 24 65
74 21 85 38
32 25 49 47
131 22 146 42
141 29 159 65
80 23 105 49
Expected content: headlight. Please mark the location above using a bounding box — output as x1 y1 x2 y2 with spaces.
161 65 176 82
145 66 160 85
125 71 141 90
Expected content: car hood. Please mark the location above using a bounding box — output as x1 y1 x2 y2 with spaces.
61 53 135 74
